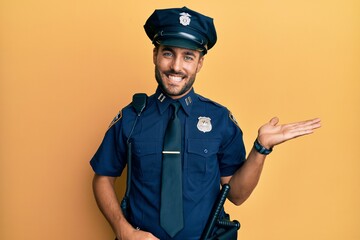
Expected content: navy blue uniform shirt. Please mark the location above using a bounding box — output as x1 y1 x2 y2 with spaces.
90 87 246 239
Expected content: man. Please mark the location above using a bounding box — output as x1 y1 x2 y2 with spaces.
90 7 321 240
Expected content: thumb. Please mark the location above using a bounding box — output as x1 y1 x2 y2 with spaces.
269 117 279 126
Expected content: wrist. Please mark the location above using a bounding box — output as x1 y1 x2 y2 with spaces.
254 138 273 155
115 217 134 240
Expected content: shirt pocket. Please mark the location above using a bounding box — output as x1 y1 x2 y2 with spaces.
132 139 161 181
186 138 221 182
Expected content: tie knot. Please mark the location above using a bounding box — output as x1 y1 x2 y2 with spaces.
171 102 181 116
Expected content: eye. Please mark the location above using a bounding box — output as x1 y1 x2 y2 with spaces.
163 52 173 58
184 55 194 61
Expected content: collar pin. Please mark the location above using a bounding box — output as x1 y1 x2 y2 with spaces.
158 93 166 102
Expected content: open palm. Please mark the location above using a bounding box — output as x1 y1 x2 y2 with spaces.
257 117 321 149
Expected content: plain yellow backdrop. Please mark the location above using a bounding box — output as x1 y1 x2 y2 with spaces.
1 0 359 239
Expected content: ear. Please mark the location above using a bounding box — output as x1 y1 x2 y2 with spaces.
153 47 158 65
196 56 205 73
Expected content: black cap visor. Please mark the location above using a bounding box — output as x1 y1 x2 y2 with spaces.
153 30 208 53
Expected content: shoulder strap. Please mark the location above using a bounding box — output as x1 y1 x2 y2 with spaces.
121 93 147 219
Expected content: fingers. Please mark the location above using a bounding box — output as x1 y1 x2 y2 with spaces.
293 118 321 127
294 118 321 133
286 118 321 138
308 118 321 129
281 118 321 130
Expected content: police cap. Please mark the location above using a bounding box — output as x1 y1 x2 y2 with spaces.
144 7 217 54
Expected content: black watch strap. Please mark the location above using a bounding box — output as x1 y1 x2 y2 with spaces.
254 139 273 155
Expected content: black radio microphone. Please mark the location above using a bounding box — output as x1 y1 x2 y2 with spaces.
132 93 147 116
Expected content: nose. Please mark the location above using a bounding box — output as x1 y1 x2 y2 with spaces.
171 56 182 73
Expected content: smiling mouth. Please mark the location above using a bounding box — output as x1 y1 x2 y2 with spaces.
167 74 184 83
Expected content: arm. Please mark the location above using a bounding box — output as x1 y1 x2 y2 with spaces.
92 174 159 240
221 117 321 205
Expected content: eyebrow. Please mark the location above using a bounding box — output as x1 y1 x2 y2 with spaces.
183 51 196 57
161 47 175 52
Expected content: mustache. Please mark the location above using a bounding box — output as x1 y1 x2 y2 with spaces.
164 70 187 77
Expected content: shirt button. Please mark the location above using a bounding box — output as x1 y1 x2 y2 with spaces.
204 149 208 154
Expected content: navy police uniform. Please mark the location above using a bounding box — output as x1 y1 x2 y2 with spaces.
90 6 246 240
91 88 245 239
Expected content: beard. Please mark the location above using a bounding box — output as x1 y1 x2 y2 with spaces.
154 67 196 98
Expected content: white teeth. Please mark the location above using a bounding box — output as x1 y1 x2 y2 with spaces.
169 75 183 82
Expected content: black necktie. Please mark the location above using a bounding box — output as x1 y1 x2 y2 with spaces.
160 102 184 237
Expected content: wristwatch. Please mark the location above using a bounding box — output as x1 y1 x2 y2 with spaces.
254 138 273 155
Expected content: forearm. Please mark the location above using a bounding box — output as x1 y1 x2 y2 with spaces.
92 174 133 239
222 117 321 206
226 147 267 205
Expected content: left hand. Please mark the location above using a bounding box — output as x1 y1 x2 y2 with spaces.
257 117 321 149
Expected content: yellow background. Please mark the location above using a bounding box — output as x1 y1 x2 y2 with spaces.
1 0 359 239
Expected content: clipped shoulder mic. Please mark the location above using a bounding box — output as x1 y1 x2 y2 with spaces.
132 93 147 116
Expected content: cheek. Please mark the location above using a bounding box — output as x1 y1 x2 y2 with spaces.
186 64 200 75
156 60 171 71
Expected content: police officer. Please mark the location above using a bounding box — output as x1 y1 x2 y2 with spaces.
90 7 321 240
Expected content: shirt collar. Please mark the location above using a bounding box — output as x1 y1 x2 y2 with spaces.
155 86 196 116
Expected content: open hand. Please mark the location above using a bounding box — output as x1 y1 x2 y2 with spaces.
257 117 321 149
